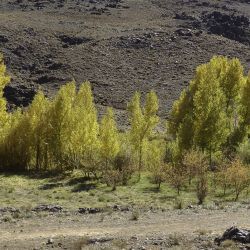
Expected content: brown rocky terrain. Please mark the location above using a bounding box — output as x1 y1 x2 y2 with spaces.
0 0 249 121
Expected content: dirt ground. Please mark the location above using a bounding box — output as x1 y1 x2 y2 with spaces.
0 0 249 122
0 205 250 249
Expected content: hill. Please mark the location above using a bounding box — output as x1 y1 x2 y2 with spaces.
0 0 249 121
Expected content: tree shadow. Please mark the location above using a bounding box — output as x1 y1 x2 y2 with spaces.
143 186 161 193
71 183 97 192
66 176 92 186
39 182 64 190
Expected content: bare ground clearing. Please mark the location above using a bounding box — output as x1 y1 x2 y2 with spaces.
0 207 249 249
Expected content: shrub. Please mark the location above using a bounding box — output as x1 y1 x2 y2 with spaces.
226 158 250 201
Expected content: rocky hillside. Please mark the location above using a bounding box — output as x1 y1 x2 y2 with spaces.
0 0 249 120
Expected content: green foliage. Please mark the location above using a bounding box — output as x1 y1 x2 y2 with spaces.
241 73 250 126
145 139 167 189
193 62 229 153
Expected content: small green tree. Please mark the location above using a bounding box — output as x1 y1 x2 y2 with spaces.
167 163 187 195
182 149 208 204
146 139 167 190
216 159 230 196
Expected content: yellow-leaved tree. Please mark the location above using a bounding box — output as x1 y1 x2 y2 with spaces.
0 54 10 145
47 82 76 170
27 91 51 171
72 82 100 175
100 107 120 189
128 90 159 180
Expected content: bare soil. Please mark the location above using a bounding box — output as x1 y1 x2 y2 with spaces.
0 0 249 122
0 205 250 249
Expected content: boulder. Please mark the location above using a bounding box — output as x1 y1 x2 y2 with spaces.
215 227 250 245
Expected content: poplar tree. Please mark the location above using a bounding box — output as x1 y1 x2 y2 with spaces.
0 54 10 142
27 91 51 170
242 73 250 127
128 90 159 179
193 63 229 163
100 107 120 189
48 82 76 170
72 82 100 174
100 107 120 168
168 56 242 158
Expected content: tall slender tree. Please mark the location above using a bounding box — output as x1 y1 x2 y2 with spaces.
128 91 159 179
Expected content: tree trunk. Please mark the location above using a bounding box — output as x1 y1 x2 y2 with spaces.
137 142 143 182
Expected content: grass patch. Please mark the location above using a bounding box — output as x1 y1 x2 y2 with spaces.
0 171 249 210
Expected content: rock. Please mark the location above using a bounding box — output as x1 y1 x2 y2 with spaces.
46 238 54 245
78 207 103 214
202 11 250 45
215 227 250 245
0 35 9 43
131 236 138 240
112 204 130 212
175 29 193 37
32 205 63 213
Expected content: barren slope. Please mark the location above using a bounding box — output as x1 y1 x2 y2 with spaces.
0 0 249 121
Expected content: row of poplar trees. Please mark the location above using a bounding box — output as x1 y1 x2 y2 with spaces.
0 54 250 195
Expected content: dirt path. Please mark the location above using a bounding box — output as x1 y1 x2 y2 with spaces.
0 208 249 249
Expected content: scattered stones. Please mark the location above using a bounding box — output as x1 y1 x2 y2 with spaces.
88 237 113 244
115 32 166 49
215 227 250 245
112 205 130 212
32 205 63 213
78 207 103 214
5 0 124 13
0 207 20 214
175 12 196 21
202 11 250 45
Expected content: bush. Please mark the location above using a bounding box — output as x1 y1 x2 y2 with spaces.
226 158 250 201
